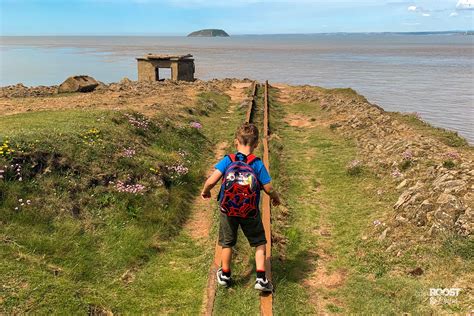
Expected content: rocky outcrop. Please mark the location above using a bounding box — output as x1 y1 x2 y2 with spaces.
58 75 99 93
1 78 245 101
0 83 58 98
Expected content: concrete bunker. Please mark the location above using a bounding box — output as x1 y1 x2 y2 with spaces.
136 54 195 82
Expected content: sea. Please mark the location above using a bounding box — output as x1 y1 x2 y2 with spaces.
1 34 473 143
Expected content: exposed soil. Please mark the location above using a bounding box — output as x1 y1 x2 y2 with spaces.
285 113 314 128
184 141 228 241
225 82 253 103
272 83 293 104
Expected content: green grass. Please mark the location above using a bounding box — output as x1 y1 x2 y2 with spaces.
0 92 230 314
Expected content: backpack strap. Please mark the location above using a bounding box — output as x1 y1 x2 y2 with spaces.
227 153 259 164
246 154 259 164
227 154 237 162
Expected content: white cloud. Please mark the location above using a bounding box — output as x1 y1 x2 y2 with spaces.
422 13 430 16
456 0 474 10
449 11 459 16
407 5 417 11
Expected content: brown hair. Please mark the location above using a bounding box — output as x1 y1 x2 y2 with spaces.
235 122 259 147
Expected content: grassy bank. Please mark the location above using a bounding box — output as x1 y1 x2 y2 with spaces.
0 92 229 314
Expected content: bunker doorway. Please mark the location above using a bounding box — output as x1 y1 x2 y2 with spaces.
155 67 172 81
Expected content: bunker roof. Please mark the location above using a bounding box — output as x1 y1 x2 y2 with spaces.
136 53 194 61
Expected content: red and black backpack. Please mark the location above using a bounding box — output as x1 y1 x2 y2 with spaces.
219 153 261 218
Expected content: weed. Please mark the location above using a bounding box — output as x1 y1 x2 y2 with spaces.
442 160 455 169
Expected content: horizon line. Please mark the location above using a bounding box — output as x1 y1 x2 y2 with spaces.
1 30 473 37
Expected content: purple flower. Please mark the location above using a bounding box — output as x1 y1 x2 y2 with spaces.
391 169 402 178
124 113 150 129
190 122 202 129
166 163 189 179
445 151 460 160
373 220 381 226
122 147 136 158
115 180 146 194
402 150 413 161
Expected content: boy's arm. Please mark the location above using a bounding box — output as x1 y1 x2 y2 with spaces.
201 169 223 199
262 182 281 206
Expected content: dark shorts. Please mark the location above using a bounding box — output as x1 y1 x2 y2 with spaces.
218 211 267 248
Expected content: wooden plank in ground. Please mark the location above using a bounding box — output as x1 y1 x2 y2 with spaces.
201 242 222 316
246 82 257 123
260 80 273 316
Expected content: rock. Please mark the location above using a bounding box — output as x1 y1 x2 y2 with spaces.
408 267 424 276
378 227 390 241
58 75 98 93
396 179 407 189
455 207 473 236
120 77 132 85
436 193 456 204
394 191 412 209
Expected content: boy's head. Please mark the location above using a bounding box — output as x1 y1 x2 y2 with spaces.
235 122 259 148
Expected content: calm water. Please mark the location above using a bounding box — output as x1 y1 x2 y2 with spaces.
1 35 473 143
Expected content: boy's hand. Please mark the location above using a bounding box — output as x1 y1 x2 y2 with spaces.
271 193 281 206
201 190 212 200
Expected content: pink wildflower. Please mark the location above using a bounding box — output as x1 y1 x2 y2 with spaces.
190 121 202 129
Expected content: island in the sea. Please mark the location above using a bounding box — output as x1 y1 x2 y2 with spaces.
187 29 229 37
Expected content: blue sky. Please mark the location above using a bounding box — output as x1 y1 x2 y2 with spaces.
1 0 473 35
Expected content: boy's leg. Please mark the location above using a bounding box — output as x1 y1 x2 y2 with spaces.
217 213 238 286
255 244 266 272
221 247 233 272
240 215 273 292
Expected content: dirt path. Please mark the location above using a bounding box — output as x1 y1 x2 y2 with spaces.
183 141 228 241
184 82 252 242
226 82 253 103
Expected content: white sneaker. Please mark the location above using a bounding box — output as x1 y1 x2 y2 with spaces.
255 278 273 292
216 268 231 287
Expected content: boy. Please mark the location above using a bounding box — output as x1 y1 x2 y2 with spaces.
201 122 281 292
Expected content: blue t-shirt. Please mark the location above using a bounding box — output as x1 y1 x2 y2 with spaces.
215 152 272 204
